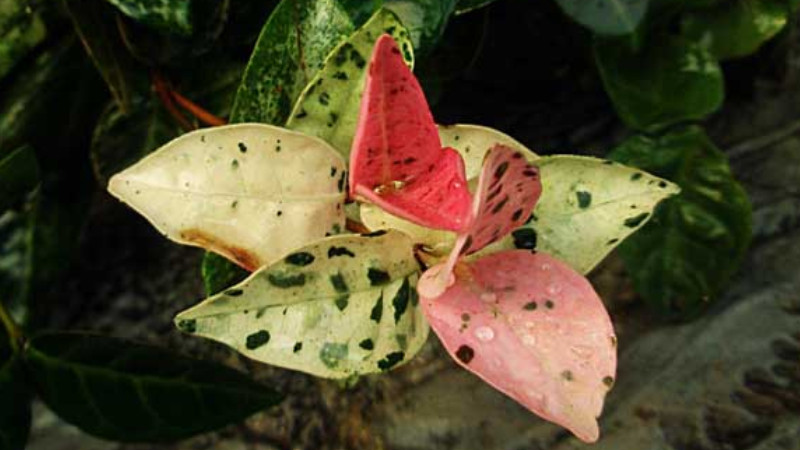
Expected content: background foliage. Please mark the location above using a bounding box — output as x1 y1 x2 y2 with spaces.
1 0 793 447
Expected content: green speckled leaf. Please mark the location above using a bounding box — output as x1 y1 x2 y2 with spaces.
555 0 648 35
361 124 538 254
286 9 413 159
609 126 752 319
24 332 281 442
108 124 347 271
0 0 46 80
481 156 679 274
105 0 193 36
230 0 374 125
681 0 788 60
594 35 724 132
175 230 428 378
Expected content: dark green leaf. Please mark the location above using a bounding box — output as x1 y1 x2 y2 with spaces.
0 355 31 450
230 0 373 125
91 96 181 186
0 145 39 213
385 0 458 55
0 38 107 328
24 332 283 442
594 35 724 131
65 0 142 111
114 0 230 65
554 0 648 35
202 251 249 296
681 0 789 60
105 0 193 36
0 0 47 79
609 126 752 319
454 0 500 15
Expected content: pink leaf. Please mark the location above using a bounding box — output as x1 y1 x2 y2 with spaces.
349 34 471 231
419 251 617 443
418 145 542 298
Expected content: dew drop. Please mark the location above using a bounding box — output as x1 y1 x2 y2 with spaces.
480 292 497 303
546 284 562 296
540 263 551 271
474 326 495 342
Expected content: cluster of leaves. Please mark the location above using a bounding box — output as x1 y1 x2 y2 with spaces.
554 0 797 318
0 0 790 447
107 3 680 442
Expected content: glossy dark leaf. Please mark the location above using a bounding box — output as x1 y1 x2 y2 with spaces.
594 35 724 132
0 145 39 213
65 0 141 111
555 0 648 35
115 0 230 65
609 126 752 319
230 0 375 124
0 0 47 79
105 0 193 36
681 0 789 60
24 332 283 442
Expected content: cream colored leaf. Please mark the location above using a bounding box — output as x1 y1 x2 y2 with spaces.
108 123 347 270
439 124 538 179
480 155 680 274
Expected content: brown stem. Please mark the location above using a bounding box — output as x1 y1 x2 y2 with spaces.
171 89 227 127
152 72 194 132
345 218 370 234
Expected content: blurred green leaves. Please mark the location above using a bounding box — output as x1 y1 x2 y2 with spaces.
594 35 724 132
610 127 751 319
0 0 46 80
25 332 282 442
555 0 649 35
681 0 789 60
105 0 193 36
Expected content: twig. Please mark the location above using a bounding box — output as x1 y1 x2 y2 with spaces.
152 71 195 132
171 89 227 127
0 301 22 353
728 117 800 159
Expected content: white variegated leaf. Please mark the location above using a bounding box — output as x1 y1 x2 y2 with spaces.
175 230 428 378
108 123 347 271
480 155 680 273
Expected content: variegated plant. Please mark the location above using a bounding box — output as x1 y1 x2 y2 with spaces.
108 8 678 444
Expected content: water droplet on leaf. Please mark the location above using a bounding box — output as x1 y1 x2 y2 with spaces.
474 326 495 342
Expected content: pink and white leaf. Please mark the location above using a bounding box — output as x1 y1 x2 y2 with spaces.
419 251 617 443
418 145 541 297
349 34 471 231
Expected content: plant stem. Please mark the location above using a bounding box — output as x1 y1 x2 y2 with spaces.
171 90 227 127
0 301 21 353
